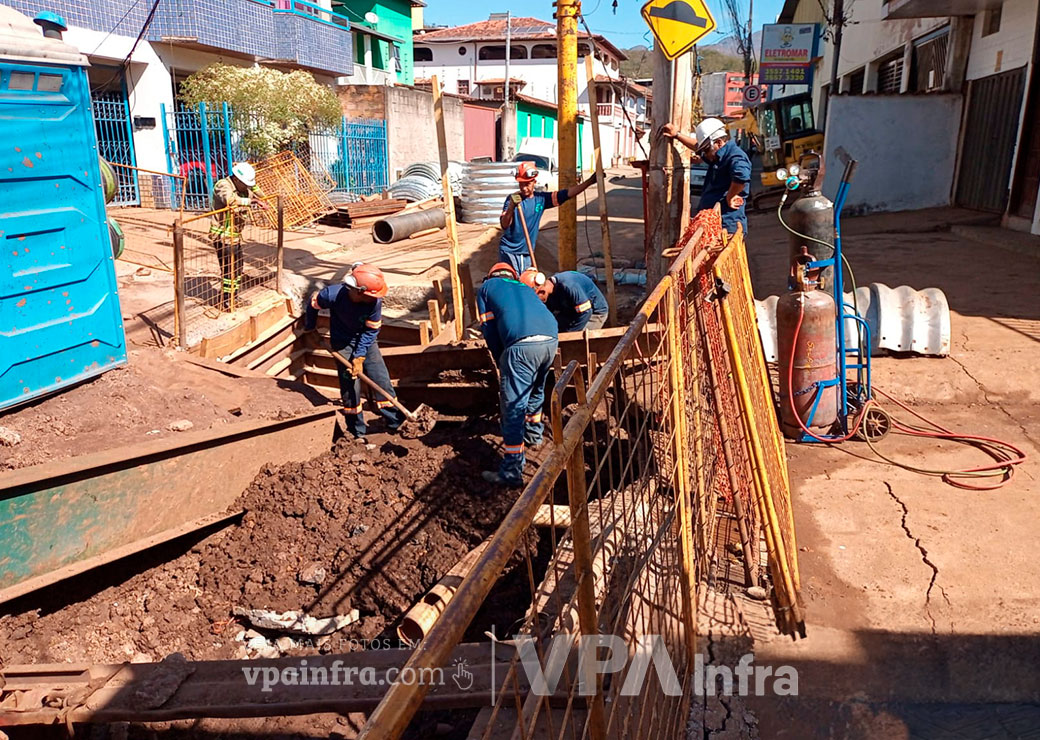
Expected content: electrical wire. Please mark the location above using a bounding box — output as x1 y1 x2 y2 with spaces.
90 0 161 97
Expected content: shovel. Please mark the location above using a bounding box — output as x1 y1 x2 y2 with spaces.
328 348 437 438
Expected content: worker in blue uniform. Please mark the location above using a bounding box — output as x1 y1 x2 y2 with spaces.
498 161 598 275
304 262 404 440
520 269 608 332
661 117 752 235
477 262 559 487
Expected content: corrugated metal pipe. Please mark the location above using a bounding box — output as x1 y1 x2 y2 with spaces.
372 208 447 244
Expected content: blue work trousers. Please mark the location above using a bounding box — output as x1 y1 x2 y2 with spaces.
497 337 557 484
335 342 405 437
498 250 533 277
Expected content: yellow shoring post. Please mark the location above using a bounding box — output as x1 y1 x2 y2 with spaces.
717 283 803 630
665 276 698 664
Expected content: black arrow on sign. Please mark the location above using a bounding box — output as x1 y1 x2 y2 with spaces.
648 1 708 27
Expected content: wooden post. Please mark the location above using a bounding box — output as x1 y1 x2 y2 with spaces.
275 195 285 295
647 48 693 287
583 55 618 326
459 263 479 325
173 220 186 349
419 320 431 346
432 279 449 321
427 299 442 336
431 74 465 341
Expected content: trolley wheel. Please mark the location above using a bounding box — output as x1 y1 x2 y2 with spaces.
857 406 891 442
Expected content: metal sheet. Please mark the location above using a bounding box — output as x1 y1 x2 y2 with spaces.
0 409 337 603
756 283 951 362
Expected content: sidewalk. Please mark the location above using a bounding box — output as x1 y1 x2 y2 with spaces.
740 207 1040 738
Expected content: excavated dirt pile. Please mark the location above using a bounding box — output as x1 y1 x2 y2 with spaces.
1 419 524 664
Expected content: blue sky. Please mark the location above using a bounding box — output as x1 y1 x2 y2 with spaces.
422 0 787 51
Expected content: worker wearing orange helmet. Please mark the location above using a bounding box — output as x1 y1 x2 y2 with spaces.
304 262 404 440
477 262 559 487
498 162 597 275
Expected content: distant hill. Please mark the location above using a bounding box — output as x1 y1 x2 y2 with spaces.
620 43 745 81
704 30 763 59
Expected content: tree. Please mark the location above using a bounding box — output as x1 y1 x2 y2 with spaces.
620 45 744 80
180 64 341 159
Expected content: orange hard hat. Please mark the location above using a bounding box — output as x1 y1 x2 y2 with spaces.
345 262 388 297
487 262 519 280
519 268 546 288
514 161 539 182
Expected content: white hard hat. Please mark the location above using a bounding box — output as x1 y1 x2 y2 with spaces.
694 118 728 150
231 161 256 187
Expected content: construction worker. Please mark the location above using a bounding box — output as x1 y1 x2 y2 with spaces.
520 269 608 332
209 162 270 311
498 163 597 275
477 262 559 487
661 118 752 235
304 263 404 440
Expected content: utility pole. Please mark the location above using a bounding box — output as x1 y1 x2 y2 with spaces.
647 46 693 287
504 11 511 109
824 0 844 128
746 0 754 83
556 0 580 271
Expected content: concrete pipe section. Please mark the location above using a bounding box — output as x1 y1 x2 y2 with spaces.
372 208 447 244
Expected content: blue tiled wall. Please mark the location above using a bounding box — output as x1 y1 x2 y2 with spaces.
5 0 352 77
4 0 152 40
273 12 352 76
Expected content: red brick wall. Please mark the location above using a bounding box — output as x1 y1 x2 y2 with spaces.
337 85 387 120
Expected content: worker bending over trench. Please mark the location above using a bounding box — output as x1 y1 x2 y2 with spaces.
520 268 608 332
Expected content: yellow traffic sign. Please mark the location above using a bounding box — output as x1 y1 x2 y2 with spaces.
640 0 716 60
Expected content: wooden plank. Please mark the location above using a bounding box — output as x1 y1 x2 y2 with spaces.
428 299 443 336
432 73 465 341
196 320 253 359
419 320 431 346
460 263 479 325
584 54 618 326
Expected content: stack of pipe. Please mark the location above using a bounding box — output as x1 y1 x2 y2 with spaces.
388 161 463 202
460 161 516 224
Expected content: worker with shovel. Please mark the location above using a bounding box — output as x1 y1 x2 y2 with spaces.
498 162 598 275
304 263 404 441
477 263 559 488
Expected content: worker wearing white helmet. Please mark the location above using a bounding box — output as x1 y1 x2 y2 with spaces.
661 117 752 235
209 162 271 312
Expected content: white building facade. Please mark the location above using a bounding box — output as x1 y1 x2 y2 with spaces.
413 15 649 166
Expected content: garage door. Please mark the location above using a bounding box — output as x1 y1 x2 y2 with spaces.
956 66 1027 212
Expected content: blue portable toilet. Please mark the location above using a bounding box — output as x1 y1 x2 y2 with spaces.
0 6 127 411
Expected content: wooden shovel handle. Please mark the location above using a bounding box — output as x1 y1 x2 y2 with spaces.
328 347 418 421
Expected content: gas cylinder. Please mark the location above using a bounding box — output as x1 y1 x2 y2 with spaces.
787 188 834 289
777 283 838 439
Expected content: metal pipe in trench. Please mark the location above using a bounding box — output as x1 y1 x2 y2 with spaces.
372 209 446 244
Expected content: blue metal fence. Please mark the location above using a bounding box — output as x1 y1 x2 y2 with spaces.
91 93 139 206
161 103 388 210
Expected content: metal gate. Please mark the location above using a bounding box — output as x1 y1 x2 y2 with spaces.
161 102 234 211
162 103 389 209
956 66 1027 213
91 92 139 206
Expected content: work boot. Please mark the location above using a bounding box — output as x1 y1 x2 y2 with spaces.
481 470 523 488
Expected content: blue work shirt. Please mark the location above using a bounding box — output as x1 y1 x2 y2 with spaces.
697 140 752 234
477 276 558 361
546 271 608 333
499 190 570 255
303 283 382 357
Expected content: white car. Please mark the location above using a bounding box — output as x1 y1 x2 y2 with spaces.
514 137 559 191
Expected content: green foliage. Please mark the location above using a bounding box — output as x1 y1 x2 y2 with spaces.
180 64 341 158
619 45 746 80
